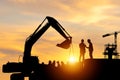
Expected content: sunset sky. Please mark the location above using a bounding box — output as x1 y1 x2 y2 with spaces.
0 0 120 80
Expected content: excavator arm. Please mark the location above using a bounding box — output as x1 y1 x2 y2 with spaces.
23 16 72 63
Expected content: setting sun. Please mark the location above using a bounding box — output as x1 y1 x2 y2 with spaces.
68 56 77 63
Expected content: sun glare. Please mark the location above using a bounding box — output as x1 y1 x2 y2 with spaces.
69 56 76 63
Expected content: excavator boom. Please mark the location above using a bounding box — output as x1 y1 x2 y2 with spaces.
3 16 72 74
23 16 72 63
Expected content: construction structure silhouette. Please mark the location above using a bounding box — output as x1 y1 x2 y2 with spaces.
103 31 120 59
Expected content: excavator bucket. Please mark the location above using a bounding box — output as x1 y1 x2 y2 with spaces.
56 39 71 49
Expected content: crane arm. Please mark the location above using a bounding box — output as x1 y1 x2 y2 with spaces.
23 16 72 62
102 31 120 38
102 33 115 37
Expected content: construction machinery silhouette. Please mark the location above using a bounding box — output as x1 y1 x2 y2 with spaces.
2 16 72 80
102 31 120 59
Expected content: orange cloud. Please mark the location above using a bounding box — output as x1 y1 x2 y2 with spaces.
4 0 119 25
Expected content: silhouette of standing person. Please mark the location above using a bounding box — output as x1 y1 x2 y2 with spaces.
79 39 87 62
87 39 94 59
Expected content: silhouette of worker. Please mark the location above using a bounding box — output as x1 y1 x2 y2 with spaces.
79 39 87 62
87 39 94 59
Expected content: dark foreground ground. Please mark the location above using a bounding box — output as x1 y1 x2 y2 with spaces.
3 59 120 80
83 59 120 80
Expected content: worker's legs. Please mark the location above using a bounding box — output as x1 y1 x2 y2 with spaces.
79 53 84 62
83 53 85 61
89 51 93 59
79 54 82 62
